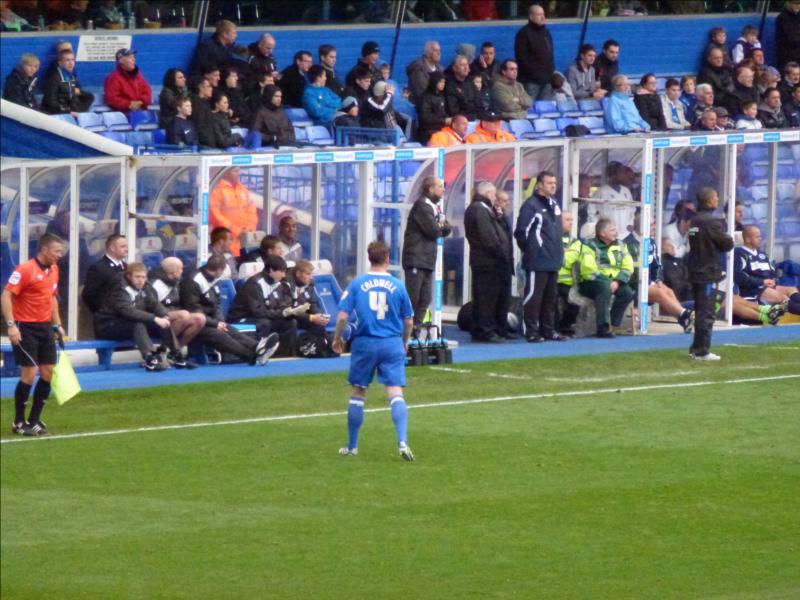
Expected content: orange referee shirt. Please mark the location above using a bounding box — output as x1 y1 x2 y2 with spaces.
5 259 59 323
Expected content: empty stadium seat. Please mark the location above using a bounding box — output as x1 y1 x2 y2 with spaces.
129 110 158 131
557 100 582 117
285 108 314 127
217 278 237 318
52 113 78 126
100 131 126 143
509 119 539 139
294 127 308 142
533 118 560 137
102 111 133 132
308 126 334 146
534 100 560 118
151 128 167 144
578 116 606 134
125 131 152 146
137 236 164 269
77 112 106 132
578 99 604 116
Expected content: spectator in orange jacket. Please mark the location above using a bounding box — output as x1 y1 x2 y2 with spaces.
465 111 516 143
209 167 258 258
103 48 152 114
428 114 469 147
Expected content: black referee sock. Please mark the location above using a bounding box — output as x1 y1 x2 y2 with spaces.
14 382 32 424
28 379 51 424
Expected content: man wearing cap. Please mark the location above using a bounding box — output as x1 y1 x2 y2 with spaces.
428 114 469 147
465 111 516 144
713 106 733 129
334 96 360 130
346 41 381 89
406 40 444 104
104 48 152 113
491 59 533 120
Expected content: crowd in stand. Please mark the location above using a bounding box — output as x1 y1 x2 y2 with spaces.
4 2 799 148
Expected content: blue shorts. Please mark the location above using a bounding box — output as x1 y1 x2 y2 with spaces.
348 336 406 388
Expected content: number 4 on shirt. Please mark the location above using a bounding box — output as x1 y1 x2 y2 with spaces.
369 290 388 319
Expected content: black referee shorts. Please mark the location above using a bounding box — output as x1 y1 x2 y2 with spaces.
12 322 57 367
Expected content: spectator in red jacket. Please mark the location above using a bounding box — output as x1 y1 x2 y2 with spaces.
104 48 152 114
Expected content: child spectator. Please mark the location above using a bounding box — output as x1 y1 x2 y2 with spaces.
730 25 761 65
735 100 762 129
159 68 189 128
334 96 360 130
472 74 492 112
703 27 734 72
302 64 342 127
166 97 198 146
540 71 575 102
3 53 40 110
660 78 690 129
679 75 697 115
42 48 94 115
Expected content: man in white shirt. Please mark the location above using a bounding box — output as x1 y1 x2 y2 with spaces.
662 206 695 258
592 162 637 236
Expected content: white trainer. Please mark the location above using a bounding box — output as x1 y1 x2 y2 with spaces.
338 447 358 456
256 333 280 366
399 443 415 462
689 352 721 361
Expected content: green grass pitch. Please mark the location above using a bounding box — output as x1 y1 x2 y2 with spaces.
2 343 799 599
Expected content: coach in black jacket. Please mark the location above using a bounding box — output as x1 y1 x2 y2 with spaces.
82 234 128 314
180 256 276 365
514 171 565 343
686 187 734 360
402 176 452 333
94 263 177 371
464 182 513 343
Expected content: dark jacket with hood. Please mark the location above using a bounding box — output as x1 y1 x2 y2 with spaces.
686 206 734 284
416 72 448 142
464 193 513 272
514 20 555 86
402 195 452 271
2 66 37 109
227 272 293 322
514 191 564 272
757 102 789 129
190 92 216 147
158 68 189 128
251 85 296 147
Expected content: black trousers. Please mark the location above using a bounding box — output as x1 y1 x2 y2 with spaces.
96 319 176 358
471 268 509 339
523 271 558 337
690 281 716 356
404 267 433 329
196 326 257 363
556 283 580 333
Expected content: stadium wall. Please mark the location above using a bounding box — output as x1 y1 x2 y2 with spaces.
0 14 778 93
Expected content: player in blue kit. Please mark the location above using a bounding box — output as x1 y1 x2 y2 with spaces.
332 241 415 461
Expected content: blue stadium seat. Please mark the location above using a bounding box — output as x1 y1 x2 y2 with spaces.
556 117 578 133
534 100 560 118
578 99 604 116
129 110 158 131
509 119 539 139
312 274 343 331
125 131 152 146
102 111 133 132
244 130 264 149
100 131 126 143
578 116 607 134
151 128 166 144
557 100 582 117
533 118 560 137
285 108 314 127
217 279 237 318
308 126 334 146
294 126 308 143
77 112 106 132
52 113 78 126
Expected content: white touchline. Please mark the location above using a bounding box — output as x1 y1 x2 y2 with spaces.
546 363 792 383
2 374 799 445
487 372 532 380
430 366 472 374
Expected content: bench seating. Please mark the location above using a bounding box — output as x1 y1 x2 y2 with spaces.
1 339 134 377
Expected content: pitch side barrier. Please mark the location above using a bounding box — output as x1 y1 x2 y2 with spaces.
1 130 797 341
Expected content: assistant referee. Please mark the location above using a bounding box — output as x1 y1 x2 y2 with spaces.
1 233 66 436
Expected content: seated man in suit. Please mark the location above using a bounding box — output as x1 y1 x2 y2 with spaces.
82 234 128 315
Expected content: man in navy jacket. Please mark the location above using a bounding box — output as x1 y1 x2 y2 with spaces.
514 171 565 342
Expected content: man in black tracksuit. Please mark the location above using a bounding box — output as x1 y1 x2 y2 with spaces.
686 187 733 361
94 263 178 372
180 255 277 365
227 255 306 353
514 171 566 343
464 182 513 343
402 176 452 335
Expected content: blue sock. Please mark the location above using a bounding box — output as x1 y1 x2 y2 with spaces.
390 396 408 446
347 398 364 450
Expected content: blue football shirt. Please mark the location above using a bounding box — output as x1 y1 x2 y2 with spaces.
338 271 414 338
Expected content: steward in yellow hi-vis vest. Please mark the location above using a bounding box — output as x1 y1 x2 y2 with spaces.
577 217 635 338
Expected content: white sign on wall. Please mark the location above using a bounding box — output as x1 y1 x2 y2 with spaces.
76 35 132 62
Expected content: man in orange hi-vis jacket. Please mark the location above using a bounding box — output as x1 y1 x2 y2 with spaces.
209 167 258 258
465 111 517 144
428 114 469 147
